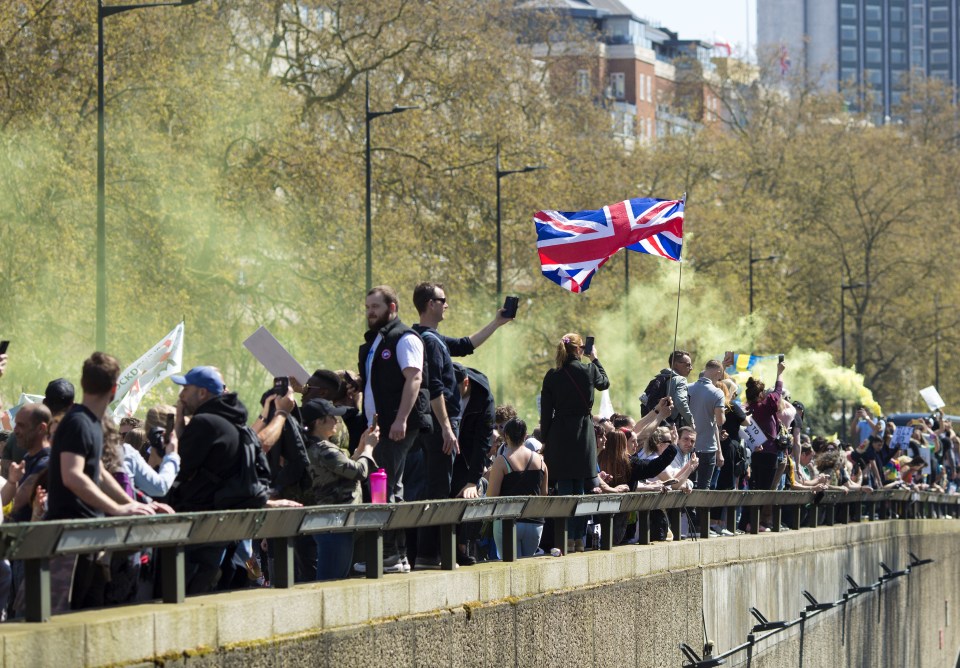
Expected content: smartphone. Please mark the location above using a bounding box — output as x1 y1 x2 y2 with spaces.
502 295 519 319
0 340 8 355
372 413 379 428
273 376 289 396
165 413 175 433
778 354 785 363
583 336 595 356
661 478 679 487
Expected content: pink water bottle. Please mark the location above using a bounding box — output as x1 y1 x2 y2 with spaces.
370 469 388 504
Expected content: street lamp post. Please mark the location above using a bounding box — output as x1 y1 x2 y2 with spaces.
748 239 779 315
364 73 418 292
494 142 544 403
840 281 868 438
495 142 544 299
97 0 202 350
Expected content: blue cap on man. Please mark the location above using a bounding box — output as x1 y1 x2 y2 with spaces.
171 366 225 395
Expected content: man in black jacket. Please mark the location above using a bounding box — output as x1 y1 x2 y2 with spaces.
451 364 496 561
356 285 426 574
411 282 511 566
168 366 264 592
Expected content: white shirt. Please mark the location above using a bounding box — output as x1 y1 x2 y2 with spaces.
364 332 424 426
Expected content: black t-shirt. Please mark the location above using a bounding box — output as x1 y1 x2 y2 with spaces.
46 404 103 520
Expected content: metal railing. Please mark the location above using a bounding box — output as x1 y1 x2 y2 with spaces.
1 488 956 623
679 552 937 667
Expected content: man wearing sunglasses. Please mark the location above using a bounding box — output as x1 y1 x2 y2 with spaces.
410 282 513 567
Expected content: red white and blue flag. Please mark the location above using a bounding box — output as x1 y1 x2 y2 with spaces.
534 197 684 293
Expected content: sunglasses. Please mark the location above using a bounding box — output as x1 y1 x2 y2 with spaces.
431 297 447 303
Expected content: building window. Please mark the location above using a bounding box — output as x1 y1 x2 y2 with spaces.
911 7 923 23
609 72 625 100
841 46 858 62
841 24 858 41
840 3 857 20
930 28 949 43
890 6 906 22
865 69 883 85
840 67 858 82
931 69 951 81
930 7 949 22
930 49 950 64
866 47 883 64
911 27 925 43
890 27 906 42
865 4 882 21
891 48 907 64
890 91 903 107
912 47 925 66
576 70 590 96
865 26 883 42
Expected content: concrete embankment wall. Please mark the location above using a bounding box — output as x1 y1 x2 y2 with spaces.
1 519 957 668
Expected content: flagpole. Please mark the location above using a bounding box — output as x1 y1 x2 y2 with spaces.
671 193 687 355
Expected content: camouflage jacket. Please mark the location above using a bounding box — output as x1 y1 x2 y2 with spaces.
304 435 376 506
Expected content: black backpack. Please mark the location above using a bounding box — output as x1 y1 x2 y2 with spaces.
210 425 272 510
640 371 673 417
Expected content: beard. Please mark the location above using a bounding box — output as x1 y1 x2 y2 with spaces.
367 311 391 331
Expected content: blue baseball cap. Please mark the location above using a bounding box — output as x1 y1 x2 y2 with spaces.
171 366 225 395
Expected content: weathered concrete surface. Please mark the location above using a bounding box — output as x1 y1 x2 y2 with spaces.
0 519 957 667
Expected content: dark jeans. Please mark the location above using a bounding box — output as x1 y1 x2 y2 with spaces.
417 426 455 560
374 427 419 559
556 478 590 539
184 544 227 595
314 532 355 581
751 451 779 490
693 451 717 490
690 451 717 532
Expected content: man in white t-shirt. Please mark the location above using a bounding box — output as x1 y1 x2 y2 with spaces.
356 285 425 574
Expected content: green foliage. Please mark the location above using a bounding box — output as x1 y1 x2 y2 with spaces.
0 1 957 428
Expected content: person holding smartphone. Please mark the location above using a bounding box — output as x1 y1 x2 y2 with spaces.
540 332 609 553
410 282 514 567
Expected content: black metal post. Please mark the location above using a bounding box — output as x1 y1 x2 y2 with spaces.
365 74 372 293
748 242 778 316
159 545 185 603
96 1 107 350
364 73 418 292
840 281 867 438
96 0 201 349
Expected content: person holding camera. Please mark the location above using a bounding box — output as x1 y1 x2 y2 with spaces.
745 359 786 493
540 333 609 553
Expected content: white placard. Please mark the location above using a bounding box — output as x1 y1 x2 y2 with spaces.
242 326 310 385
739 421 767 452
918 442 933 476
891 426 913 449
919 386 946 411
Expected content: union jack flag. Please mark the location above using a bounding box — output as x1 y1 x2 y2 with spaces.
534 197 684 293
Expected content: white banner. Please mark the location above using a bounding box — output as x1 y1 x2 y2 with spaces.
739 421 767 452
111 322 185 419
891 425 913 449
597 389 615 419
919 386 946 411
242 326 309 385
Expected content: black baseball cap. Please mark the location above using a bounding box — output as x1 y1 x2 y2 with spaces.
43 378 75 411
300 398 349 425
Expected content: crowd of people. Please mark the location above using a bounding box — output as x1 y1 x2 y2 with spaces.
0 283 956 619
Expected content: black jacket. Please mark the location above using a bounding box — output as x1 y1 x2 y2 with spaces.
540 359 610 480
454 366 495 489
168 393 248 512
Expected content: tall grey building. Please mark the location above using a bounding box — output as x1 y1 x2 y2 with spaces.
758 0 959 118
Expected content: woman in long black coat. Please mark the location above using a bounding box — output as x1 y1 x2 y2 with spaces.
540 332 609 552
